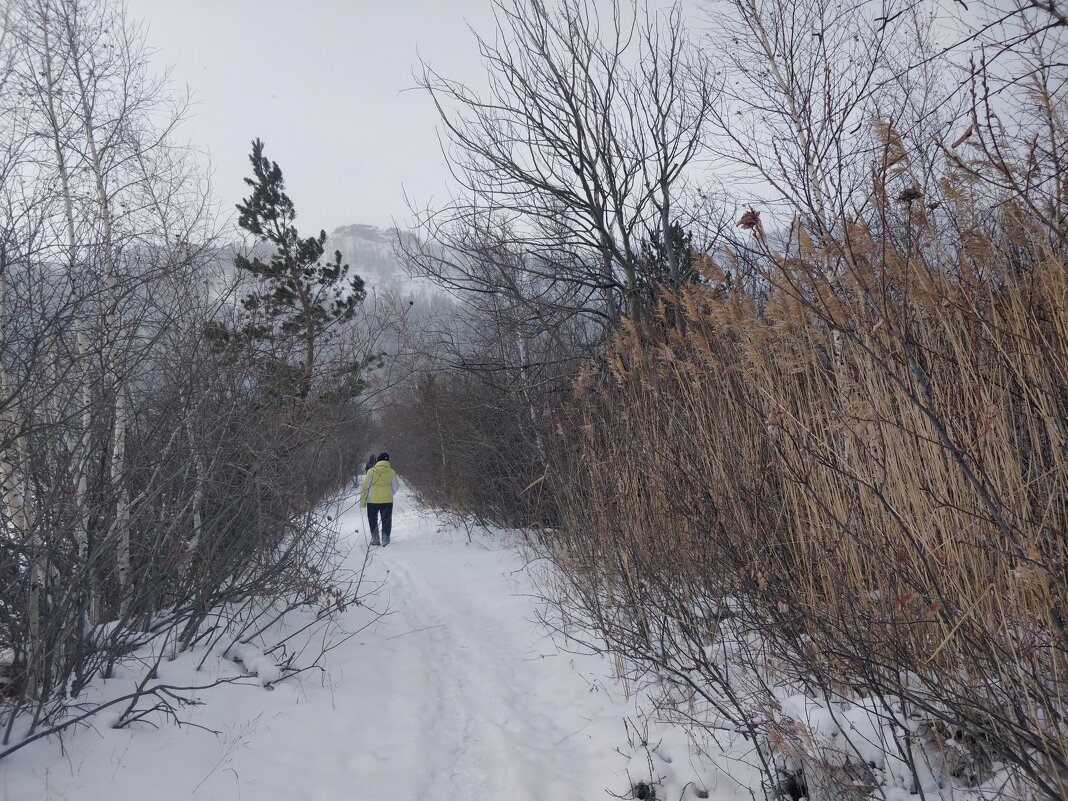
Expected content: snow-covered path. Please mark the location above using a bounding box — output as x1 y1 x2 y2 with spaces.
304 500 632 800
0 496 653 801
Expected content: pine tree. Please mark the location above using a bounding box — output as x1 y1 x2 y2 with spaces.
636 222 698 310
234 138 365 398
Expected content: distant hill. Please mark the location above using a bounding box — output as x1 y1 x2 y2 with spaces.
326 224 430 298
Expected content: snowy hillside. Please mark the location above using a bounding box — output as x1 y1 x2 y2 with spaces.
326 224 437 300
204 223 436 302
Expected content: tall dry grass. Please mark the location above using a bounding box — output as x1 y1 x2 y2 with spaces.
544 159 1068 798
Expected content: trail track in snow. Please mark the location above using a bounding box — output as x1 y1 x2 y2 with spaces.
331 501 627 800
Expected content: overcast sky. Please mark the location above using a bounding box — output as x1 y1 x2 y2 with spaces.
124 0 499 234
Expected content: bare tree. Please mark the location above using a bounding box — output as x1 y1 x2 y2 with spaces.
413 0 714 326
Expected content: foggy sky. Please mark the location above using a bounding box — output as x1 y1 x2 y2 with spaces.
124 0 499 234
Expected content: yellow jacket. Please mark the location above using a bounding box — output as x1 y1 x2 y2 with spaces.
360 460 398 507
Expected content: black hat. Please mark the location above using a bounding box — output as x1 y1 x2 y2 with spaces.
378 452 390 462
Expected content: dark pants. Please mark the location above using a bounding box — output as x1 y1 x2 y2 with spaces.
367 502 393 543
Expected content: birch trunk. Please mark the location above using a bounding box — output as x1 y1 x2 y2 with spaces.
180 386 206 566
62 5 131 613
37 3 98 620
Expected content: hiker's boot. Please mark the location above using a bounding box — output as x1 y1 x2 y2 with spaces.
370 537 381 547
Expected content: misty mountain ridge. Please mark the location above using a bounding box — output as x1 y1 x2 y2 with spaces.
326 224 430 298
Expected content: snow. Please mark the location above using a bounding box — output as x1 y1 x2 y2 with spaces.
0 494 746 801
772 689 995 800
230 644 283 686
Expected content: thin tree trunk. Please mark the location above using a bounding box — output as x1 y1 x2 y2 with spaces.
0 256 38 698
516 328 547 466
63 4 130 614
38 5 99 621
660 190 686 336
181 385 206 566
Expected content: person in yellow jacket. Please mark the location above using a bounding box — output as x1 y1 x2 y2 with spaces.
359 452 399 546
